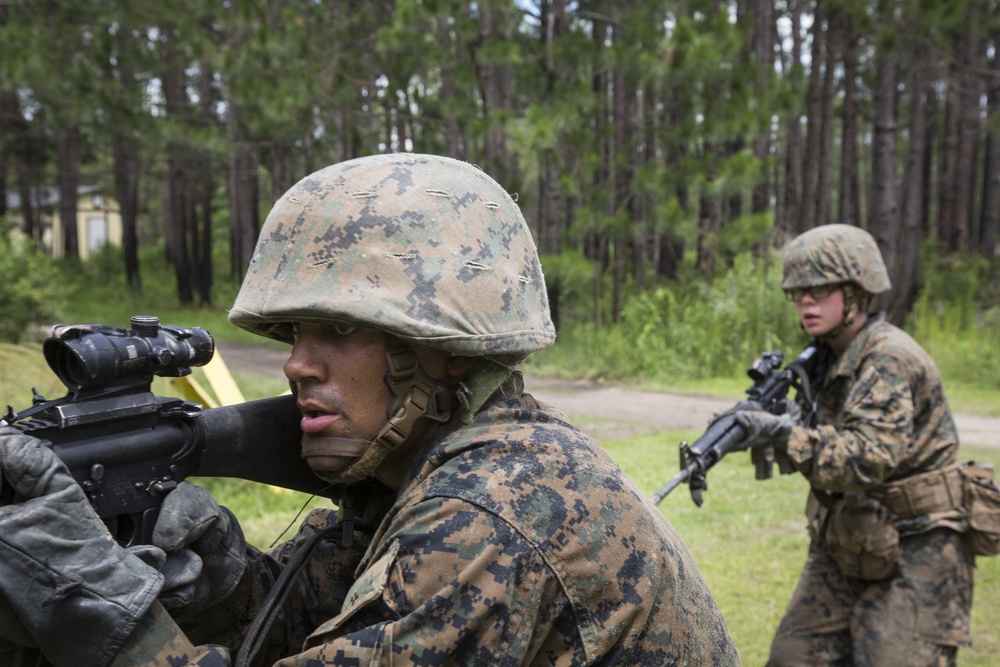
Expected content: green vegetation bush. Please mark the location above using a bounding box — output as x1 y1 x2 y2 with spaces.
528 252 803 383
58 243 276 348
0 238 67 343
526 248 1000 411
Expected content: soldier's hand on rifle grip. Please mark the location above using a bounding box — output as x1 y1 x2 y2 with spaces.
152 481 249 621
731 411 796 452
0 427 164 667
707 399 762 426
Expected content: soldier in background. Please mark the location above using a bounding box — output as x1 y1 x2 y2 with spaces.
729 224 975 666
0 153 740 666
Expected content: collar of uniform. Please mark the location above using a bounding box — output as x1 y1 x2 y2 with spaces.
828 311 886 379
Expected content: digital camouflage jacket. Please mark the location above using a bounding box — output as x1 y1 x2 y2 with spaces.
783 314 959 490
776 313 973 649
113 384 742 666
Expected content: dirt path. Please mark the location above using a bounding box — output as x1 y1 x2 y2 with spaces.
215 342 1000 449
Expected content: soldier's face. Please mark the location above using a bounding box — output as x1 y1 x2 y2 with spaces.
794 285 845 337
284 322 394 449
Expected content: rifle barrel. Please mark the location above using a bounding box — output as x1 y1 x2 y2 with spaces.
650 467 692 505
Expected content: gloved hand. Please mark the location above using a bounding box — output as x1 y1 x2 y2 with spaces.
782 397 803 424
708 399 762 426
732 410 796 451
152 481 248 621
0 598 35 652
0 427 163 667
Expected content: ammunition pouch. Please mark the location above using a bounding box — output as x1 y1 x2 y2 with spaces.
807 460 1000 581
876 462 964 520
961 462 1000 556
822 493 901 581
876 461 1000 557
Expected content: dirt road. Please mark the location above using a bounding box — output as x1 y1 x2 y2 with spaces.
216 342 999 449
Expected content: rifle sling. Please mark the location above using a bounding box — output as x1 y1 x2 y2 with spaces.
235 490 374 667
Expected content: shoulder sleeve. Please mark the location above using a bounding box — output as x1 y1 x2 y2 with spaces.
783 360 914 491
286 495 577 665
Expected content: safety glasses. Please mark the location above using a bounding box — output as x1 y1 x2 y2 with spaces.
784 284 842 303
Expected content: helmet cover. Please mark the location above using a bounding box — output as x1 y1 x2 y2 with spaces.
781 224 891 295
230 153 555 357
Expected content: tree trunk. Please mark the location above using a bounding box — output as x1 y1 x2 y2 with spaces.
837 17 860 227
160 36 194 304
799 6 825 231
981 50 1000 279
475 0 515 185
112 134 141 289
229 147 259 280
196 153 213 304
868 0 899 313
938 65 961 251
894 69 931 323
164 150 193 304
814 11 837 229
779 0 805 238
956 10 982 254
56 126 79 260
749 0 774 216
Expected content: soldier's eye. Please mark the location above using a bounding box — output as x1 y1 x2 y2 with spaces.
332 323 357 336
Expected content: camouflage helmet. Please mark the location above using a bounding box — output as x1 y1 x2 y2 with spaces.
781 224 891 295
229 153 555 357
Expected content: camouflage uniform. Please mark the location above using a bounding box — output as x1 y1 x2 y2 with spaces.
108 153 741 666
113 377 740 666
769 225 973 667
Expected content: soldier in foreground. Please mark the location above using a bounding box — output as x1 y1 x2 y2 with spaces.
729 224 977 666
0 153 740 666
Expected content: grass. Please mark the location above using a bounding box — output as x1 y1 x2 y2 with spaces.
3 332 998 665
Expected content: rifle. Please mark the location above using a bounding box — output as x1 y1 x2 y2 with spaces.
0 315 332 547
650 342 825 507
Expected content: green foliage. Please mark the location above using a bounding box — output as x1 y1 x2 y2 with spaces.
0 238 67 343
904 256 1000 411
539 249 599 325
527 252 803 383
0 343 67 407
53 242 273 348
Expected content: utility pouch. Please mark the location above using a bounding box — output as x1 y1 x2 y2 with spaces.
825 493 900 580
805 491 829 543
962 462 1000 557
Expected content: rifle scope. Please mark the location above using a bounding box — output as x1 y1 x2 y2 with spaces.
43 315 215 391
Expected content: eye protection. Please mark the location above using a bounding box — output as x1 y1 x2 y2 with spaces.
784 284 841 303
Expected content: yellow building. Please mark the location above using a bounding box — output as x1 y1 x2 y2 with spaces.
4 185 123 260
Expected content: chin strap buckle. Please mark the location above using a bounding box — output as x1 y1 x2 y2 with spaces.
378 337 464 452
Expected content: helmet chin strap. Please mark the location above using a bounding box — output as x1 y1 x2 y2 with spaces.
816 284 864 342
306 336 469 486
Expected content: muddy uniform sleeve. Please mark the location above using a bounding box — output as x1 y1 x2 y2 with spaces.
782 360 913 492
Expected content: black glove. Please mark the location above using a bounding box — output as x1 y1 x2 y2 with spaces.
732 410 796 451
0 427 163 667
152 481 248 621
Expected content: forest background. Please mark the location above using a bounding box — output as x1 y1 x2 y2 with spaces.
2 1 1000 664
3 0 1000 394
